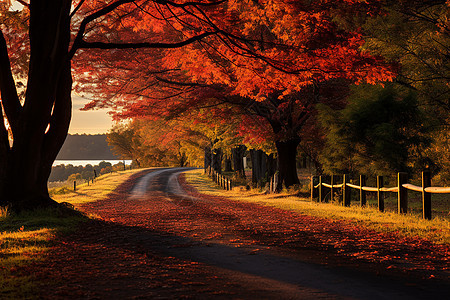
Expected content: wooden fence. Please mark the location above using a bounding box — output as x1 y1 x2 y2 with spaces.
210 170 233 191
311 171 450 220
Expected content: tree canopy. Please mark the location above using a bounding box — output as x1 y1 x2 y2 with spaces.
0 0 448 212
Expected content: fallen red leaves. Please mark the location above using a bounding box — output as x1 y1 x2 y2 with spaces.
27 171 450 298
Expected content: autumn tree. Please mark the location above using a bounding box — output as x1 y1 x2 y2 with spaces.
81 0 394 189
318 85 431 176
363 0 449 120
0 0 238 212
360 0 449 181
107 122 145 167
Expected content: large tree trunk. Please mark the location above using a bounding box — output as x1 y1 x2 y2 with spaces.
204 146 212 174
250 149 275 187
275 139 300 191
266 153 276 179
232 145 246 178
0 1 72 212
212 148 222 173
224 155 232 172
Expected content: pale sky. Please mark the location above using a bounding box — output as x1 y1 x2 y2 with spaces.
69 94 115 134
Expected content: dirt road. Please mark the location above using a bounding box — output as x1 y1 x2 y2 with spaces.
35 168 449 299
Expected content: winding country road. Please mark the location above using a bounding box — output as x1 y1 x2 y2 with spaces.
37 168 449 299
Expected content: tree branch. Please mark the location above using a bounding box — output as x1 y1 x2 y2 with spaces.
70 0 86 18
75 31 218 51
0 30 22 131
154 0 226 8
155 76 207 87
69 0 136 58
15 0 29 8
69 0 226 58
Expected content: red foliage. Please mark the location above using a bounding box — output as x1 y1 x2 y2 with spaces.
72 0 395 150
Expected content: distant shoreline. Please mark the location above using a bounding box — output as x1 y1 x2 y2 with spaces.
53 159 132 167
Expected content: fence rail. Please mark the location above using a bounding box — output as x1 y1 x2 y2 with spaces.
311 171 449 220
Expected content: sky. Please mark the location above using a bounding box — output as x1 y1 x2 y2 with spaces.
70 94 115 134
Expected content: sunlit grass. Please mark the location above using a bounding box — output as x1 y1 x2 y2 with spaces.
51 169 145 206
1 168 145 298
185 169 450 245
0 208 86 299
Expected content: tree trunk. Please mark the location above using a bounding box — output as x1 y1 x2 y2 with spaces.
224 155 232 172
232 145 246 178
212 148 222 173
266 153 276 179
204 146 212 174
250 149 259 184
178 151 188 167
0 105 9 208
0 1 72 212
275 139 300 191
250 149 272 187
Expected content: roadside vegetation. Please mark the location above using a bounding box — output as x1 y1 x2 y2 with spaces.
0 169 144 299
50 169 142 206
185 169 450 245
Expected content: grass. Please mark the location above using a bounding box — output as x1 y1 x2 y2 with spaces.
51 169 143 206
0 207 86 299
185 169 450 245
0 168 145 299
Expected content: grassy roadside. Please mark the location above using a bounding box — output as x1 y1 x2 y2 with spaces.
0 169 144 299
185 169 450 245
51 169 144 206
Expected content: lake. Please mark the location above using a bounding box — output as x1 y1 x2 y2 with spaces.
53 159 132 167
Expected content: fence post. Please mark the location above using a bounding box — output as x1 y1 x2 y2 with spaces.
319 176 324 202
360 175 366 207
73 180 76 192
343 174 350 207
330 175 335 203
377 176 384 212
310 176 314 202
398 172 408 214
422 171 431 220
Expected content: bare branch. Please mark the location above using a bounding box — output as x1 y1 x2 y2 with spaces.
70 0 86 18
15 0 29 8
75 31 218 51
155 76 207 87
154 0 226 8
